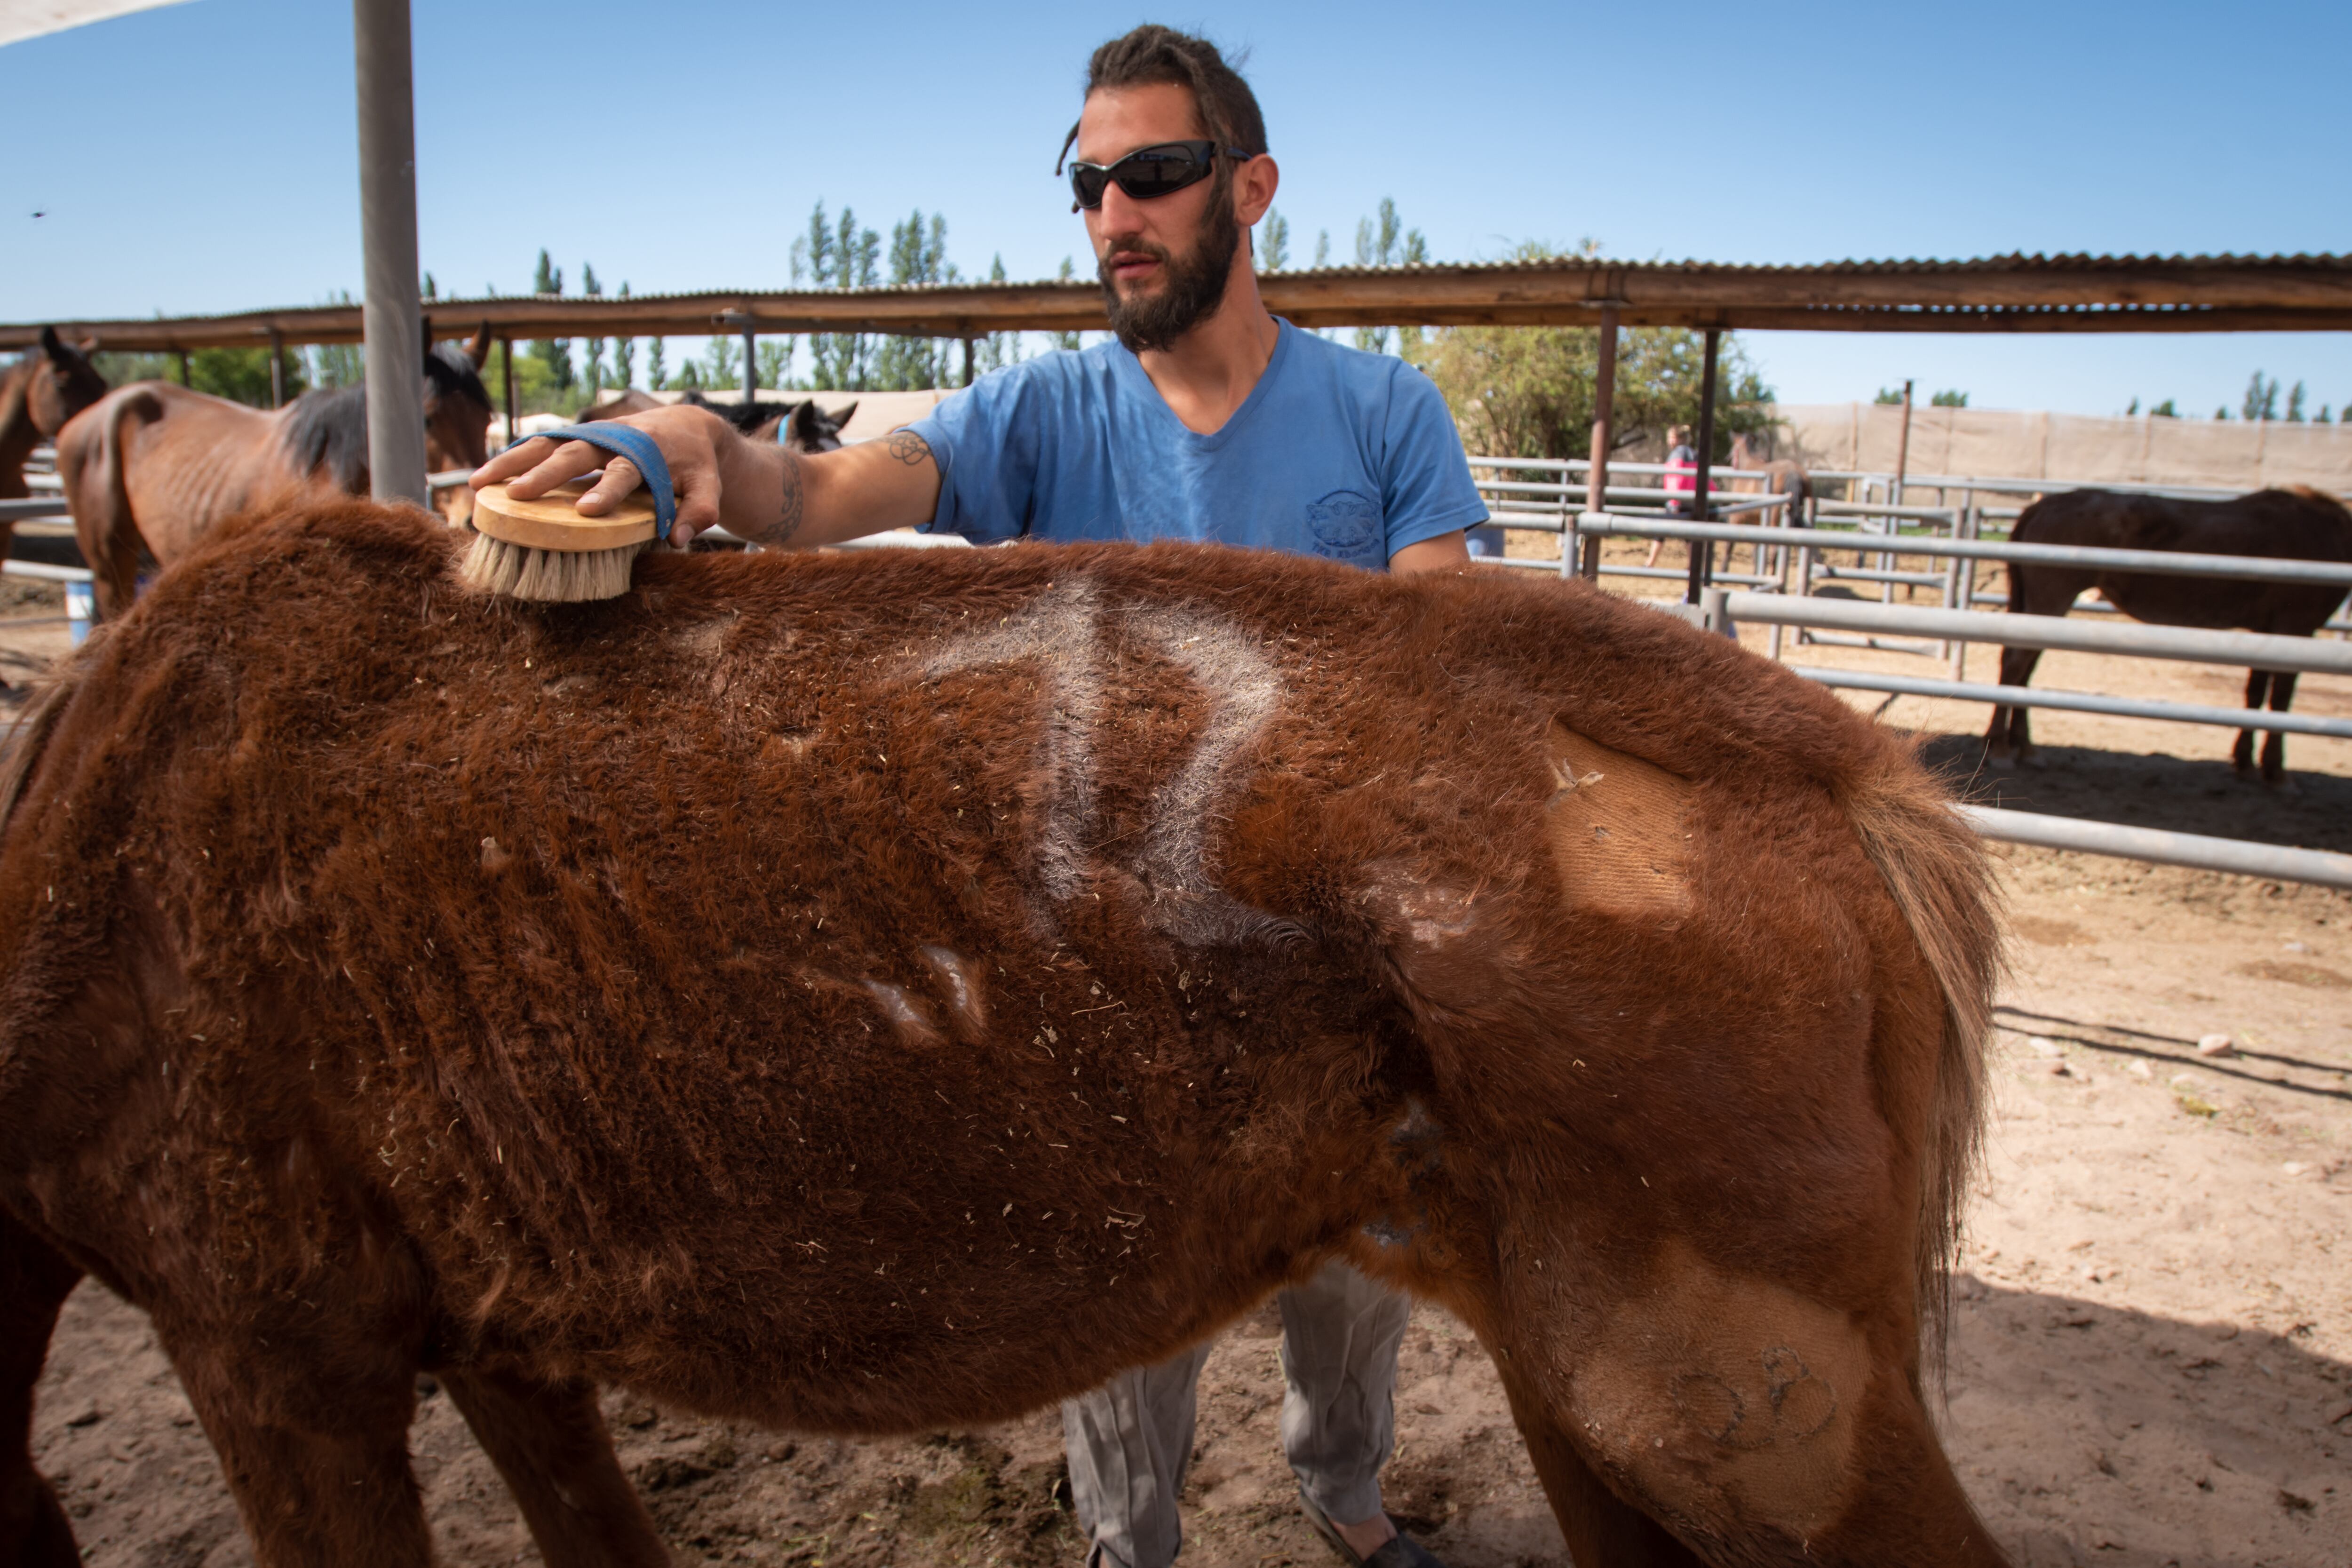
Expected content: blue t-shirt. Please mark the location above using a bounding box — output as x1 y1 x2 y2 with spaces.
905 319 1488 570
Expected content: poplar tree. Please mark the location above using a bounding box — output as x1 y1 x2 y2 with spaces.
530 249 574 391
612 283 636 389
582 262 605 400
1259 209 1290 272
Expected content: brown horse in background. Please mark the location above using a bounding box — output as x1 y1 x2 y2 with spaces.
0 327 108 513
53 324 493 618
0 501 2009 1568
1728 432 1812 527
583 388 857 452
1984 486 2352 782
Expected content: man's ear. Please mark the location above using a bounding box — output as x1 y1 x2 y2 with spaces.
1234 154 1279 229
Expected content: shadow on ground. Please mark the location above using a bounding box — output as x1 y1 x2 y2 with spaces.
1915 733 2352 854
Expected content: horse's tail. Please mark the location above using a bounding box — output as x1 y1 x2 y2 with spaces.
57 385 161 619
1840 748 2005 1389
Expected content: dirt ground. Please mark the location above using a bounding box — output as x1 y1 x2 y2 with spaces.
13 556 2352 1568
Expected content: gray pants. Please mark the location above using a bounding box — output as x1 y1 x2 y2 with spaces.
1060 1261 1410 1568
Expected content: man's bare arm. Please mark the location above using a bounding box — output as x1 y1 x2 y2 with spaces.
470 406 943 549
1389 530 1472 575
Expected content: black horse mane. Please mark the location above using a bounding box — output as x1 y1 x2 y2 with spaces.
282 342 490 487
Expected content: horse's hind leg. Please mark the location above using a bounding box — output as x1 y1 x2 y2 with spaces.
1488 1260 2006 1566
438 1364 670 1568
0 1208 83 1568
2260 671 2297 786
1491 1357 1704 1567
2233 669 2270 777
1984 645 2044 768
165 1323 435 1566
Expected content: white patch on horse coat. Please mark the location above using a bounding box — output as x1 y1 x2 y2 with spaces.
1116 605 1282 947
910 582 1285 947
920 583 1103 905
918 946 987 1039
863 979 940 1045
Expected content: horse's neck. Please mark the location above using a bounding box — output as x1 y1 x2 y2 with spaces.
0 370 35 500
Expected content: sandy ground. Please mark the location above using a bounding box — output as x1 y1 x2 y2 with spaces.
12 552 2352 1568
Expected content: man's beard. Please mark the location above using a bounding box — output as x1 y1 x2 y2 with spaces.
1097 181 1242 355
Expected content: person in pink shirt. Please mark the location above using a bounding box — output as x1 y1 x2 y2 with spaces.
1644 423 1697 567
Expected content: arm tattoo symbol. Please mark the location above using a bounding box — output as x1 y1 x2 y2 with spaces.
885 430 932 467
776 452 806 544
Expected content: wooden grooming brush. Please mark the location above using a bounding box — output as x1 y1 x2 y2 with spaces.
460 423 676 603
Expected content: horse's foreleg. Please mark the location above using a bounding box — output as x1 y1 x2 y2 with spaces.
0 1208 83 1568
2233 669 2271 778
2260 670 2297 786
439 1365 670 1568
165 1321 434 1568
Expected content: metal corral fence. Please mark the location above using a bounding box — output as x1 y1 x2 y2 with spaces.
1463 459 2352 889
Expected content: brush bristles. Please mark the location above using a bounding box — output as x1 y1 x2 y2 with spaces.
459 533 651 602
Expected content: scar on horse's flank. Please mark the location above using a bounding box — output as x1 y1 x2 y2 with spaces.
1542 724 1695 917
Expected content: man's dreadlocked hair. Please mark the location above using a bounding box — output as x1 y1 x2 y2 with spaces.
1055 25 1268 175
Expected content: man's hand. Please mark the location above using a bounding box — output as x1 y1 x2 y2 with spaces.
471 404 742 548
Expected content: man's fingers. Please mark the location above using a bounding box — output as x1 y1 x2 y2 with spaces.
576 459 643 515
500 440 612 500
469 436 555 488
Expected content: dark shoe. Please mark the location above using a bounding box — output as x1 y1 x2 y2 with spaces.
1297 1484 1447 1568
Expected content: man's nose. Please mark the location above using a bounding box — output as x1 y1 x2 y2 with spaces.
1096 181 1148 237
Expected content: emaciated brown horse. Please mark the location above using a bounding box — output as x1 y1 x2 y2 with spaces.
53 323 493 618
1983 485 2352 782
0 328 108 509
0 504 2008 1568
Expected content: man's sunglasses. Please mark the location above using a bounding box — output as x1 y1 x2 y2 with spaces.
1065 141 1254 212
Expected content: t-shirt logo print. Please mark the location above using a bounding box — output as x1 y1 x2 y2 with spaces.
1306 490 1383 564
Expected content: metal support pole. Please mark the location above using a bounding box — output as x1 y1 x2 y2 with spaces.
268 327 285 408
501 335 516 446
353 0 428 508
1685 327 1720 605
962 335 975 388
175 349 191 386
743 326 758 406
1580 303 1618 581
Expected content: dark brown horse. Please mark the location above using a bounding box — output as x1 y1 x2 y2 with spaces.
53 324 493 618
1983 486 2352 782
0 328 108 508
584 389 857 452
0 500 2009 1568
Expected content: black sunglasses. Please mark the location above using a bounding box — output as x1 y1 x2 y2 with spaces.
1065 140 1254 212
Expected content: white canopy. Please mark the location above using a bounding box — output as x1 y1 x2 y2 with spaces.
0 0 191 48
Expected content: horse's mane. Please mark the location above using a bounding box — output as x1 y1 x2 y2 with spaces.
2280 483 2352 519
681 390 812 437
281 386 370 492
280 343 490 489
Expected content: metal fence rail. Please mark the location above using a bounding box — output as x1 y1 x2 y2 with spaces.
1790 666 2352 739
1719 592 2352 674
1960 806 2352 891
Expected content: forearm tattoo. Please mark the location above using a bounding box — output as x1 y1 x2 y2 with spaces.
776 450 806 544
884 430 932 466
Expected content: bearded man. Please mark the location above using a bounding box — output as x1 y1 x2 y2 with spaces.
474 25 1482 1568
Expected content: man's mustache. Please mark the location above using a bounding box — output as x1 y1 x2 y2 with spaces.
1099 235 1175 279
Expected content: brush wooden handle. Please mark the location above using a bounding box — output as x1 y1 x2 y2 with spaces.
472 479 658 551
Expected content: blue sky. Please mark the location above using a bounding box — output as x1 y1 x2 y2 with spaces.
3 0 2345 416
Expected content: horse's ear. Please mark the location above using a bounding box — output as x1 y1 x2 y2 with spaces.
420 315 435 357
40 325 68 362
832 400 857 430
789 400 820 442
465 321 492 370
